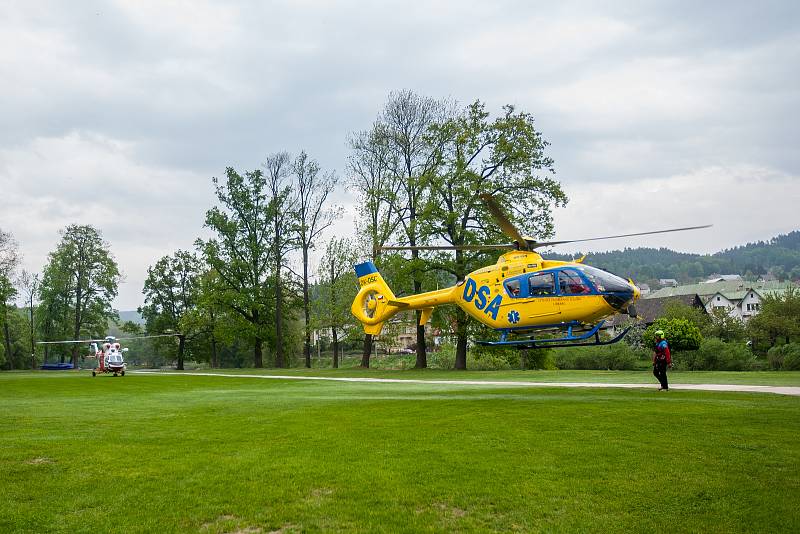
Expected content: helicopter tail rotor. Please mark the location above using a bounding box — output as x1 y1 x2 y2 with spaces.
351 262 408 335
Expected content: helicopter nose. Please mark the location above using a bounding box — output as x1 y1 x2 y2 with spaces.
631 280 641 301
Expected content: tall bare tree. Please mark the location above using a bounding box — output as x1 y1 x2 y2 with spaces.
293 151 340 368
378 90 452 368
348 124 403 367
263 152 298 368
17 269 39 369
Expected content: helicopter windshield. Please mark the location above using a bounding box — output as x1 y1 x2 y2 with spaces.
108 354 124 364
571 265 631 293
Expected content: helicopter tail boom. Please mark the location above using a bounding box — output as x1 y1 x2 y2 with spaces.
351 262 455 335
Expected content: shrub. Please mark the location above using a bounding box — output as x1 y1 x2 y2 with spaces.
643 319 702 351
429 343 455 369
674 337 756 371
555 343 641 370
767 343 800 371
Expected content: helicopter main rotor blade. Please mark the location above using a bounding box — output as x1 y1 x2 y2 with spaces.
479 194 529 250
379 244 514 251
114 334 182 341
36 339 106 345
530 225 713 249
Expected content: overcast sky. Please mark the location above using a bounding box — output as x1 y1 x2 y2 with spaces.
1 1 799 310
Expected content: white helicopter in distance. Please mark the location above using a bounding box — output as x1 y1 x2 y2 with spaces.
37 333 178 376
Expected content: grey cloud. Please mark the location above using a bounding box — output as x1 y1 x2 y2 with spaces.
1 1 798 309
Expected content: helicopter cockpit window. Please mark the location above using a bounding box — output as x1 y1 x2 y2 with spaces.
505 279 521 297
529 272 555 296
571 265 630 293
559 270 591 295
108 354 123 364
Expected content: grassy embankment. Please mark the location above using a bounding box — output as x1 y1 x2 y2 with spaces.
1 372 799 533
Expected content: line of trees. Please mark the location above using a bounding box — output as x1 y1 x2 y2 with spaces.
0 90 568 370
0 224 121 369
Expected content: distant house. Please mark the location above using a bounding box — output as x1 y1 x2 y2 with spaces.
637 283 651 296
659 278 678 287
646 280 794 321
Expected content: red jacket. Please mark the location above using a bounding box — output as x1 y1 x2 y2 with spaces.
653 340 671 365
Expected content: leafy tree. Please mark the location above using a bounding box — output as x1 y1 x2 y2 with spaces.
197 167 278 368
643 318 702 351
38 225 120 367
180 269 227 368
704 307 746 342
426 100 567 369
660 301 710 332
140 250 203 370
314 238 359 368
747 287 800 352
293 151 340 368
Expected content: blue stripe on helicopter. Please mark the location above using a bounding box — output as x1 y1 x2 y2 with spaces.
354 261 379 278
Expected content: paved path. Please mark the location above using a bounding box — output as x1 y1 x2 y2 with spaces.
133 371 800 397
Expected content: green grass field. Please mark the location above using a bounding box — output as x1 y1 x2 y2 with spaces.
2 371 799 533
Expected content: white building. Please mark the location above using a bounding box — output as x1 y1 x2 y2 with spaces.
647 280 794 321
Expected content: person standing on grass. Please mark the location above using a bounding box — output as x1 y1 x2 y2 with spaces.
652 330 672 391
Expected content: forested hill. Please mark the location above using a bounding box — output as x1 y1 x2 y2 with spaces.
547 230 800 284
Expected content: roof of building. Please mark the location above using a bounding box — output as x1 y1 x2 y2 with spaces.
646 280 793 300
637 294 705 323
606 294 705 327
702 274 742 283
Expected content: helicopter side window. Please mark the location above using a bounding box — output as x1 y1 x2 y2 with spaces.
559 270 591 295
529 272 555 296
505 279 521 297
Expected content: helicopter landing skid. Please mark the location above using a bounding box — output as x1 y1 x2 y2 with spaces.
476 321 633 350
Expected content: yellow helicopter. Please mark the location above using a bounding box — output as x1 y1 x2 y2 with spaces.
351 195 710 349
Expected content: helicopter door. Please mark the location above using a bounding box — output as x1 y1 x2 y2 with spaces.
519 271 561 321
528 272 555 297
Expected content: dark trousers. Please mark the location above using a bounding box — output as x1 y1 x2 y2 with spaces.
653 361 669 390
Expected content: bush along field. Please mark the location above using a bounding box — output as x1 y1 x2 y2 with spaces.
1 372 799 533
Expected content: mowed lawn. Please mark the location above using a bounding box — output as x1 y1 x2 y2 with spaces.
1 372 799 533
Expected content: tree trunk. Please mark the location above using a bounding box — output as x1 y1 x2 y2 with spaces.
303 248 311 368
254 336 263 368
211 335 218 369
254 306 264 368
332 327 339 369
413 279 427 368
176 335 185 370
2 312 12 370
275 268 284 368
29 300 35 369
360 333 372 367
454 251 468 370
71 285 82 368
455 308 468 370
